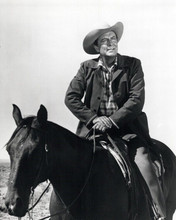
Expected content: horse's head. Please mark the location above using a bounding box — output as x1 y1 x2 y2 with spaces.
5 104 48 217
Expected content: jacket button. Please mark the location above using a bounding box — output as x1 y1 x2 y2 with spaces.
94 109 97 112
97 97 101 100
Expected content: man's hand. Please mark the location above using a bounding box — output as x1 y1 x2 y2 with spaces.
92 116 112 132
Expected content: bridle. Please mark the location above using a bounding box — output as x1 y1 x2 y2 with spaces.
18 125 96 220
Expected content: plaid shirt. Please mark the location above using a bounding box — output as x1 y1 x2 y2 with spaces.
98 57 118 117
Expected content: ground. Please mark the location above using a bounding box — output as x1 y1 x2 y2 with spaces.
0 160 52 220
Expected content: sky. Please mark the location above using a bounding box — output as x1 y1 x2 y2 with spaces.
0 0 176 161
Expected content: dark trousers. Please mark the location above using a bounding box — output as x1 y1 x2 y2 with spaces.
128 138 166 218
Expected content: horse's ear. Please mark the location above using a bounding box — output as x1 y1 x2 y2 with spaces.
12 104 23 126
37 105 48 125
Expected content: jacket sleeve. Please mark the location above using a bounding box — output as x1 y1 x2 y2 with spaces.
65 63 97 126
110 59 145 128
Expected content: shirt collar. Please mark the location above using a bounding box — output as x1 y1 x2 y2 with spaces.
97 56 118 71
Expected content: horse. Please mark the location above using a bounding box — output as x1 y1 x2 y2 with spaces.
4 104 176 220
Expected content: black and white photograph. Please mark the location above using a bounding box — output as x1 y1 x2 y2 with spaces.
0 0 176 219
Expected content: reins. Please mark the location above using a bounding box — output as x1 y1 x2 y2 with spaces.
24 128 96 220
28 182 51 212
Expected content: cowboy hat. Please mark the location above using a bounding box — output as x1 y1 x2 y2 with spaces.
83 21 124 54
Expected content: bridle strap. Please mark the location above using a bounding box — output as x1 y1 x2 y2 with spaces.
31 150 46 191
27 128 96 220
27 128 50 212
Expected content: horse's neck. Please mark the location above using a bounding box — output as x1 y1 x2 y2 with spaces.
47 124 93 190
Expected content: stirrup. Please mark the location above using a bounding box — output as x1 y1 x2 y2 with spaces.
152 203 166 220
153 214 166 220
153 217 166 220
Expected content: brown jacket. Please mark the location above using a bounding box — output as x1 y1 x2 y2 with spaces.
65 53 151 143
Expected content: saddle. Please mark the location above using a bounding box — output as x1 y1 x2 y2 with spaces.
88 133 165 184
86 133 165 220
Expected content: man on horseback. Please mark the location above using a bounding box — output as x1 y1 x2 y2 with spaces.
65 21 166 220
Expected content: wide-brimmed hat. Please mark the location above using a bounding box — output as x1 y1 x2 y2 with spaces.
83 21 124 54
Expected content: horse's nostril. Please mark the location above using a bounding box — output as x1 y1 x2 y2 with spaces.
8 205 15 215
5 196 23 214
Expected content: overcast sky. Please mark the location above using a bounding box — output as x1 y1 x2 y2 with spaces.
0 0 176 160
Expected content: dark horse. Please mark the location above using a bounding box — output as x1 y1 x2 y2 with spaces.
4 105 176 220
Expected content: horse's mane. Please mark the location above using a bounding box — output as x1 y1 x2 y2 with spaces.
6 115 90 150
23 116 77 141
46 120 89 145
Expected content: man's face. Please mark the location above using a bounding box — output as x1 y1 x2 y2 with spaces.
95 31 118 57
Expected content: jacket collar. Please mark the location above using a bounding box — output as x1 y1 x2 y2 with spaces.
87 53 129 69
